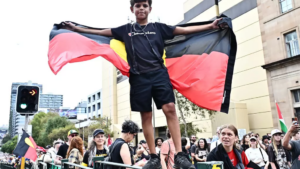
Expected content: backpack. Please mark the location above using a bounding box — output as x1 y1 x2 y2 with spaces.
102 141 125 169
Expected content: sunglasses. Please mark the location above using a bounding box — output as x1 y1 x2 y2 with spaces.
70 134 78 137
250 140 256 142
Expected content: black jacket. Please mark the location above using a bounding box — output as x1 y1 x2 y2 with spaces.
207 144 245 169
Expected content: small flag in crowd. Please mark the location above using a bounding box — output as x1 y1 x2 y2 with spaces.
276 101 288 133
13 130 38 162
107 134 112 146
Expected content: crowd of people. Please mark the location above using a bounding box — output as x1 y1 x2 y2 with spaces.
2 120 300 169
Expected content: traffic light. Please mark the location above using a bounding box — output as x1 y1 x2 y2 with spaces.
16 85 40 114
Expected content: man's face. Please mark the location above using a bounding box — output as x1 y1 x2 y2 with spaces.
295 131 300 140
191 135 196 142
157 139 162 146
130 1 152 21
68 133 78 142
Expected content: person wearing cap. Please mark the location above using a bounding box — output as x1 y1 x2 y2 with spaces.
55 129 79 164
81 129 109 167
139 140 150 160
245 136 269 169
267 129 291 169
262 135 270 149
45 140 64 163
282 122 300 169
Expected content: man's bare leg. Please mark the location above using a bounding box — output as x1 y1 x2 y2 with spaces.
162 103 182 153
140 111 156 154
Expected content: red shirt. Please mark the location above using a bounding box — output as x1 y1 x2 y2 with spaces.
227 150 249 167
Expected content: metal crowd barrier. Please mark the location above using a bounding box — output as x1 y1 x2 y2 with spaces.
0 163 15 169
197 161 224 169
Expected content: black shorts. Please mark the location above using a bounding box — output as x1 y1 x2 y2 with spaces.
129 68 175 112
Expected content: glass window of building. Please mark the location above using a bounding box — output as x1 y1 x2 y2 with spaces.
285 31 300 58
279 0 293 13
97 103 100 110
293 89 300 103
97 92 100 100
88 107 91 113
93 105 95 111
93 95 95 101
88 97 91 103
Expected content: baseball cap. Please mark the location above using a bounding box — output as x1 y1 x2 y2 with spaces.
139 140 147 144
262 135 269 140
45 145 51 149
68 130 78 136
271 129 282 136
53 140 64 147
93 129 105 137
250 137 257 141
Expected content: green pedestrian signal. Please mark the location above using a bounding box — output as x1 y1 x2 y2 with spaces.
16 85 40 115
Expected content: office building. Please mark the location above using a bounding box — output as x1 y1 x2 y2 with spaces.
39 94 63 109
87 89 102 119
260 0 300 126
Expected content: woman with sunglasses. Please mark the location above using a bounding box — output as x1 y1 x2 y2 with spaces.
245 137 269 169
267 129 291 169
207 125 249 169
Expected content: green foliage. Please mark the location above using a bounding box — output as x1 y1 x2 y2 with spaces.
1 136 18 153
180 123 200 137
31 112 72 147
88 117 114 138
48 125 76 143
2 134 11 144
174 90 216 137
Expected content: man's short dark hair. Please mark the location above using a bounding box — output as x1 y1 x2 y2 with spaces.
122 120 139 134
130 0 152 7
155 137 164 146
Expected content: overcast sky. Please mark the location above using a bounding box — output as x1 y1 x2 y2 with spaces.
0 0 186 125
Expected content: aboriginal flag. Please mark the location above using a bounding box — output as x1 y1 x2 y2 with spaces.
13 130 37 162
48 16 236 113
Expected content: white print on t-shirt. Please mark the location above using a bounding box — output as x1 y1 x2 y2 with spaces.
276 147 288 169
197 150 208 159
128 31 156 37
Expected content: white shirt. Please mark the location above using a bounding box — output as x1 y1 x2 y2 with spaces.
156 147 161 154
245 147 269 167
209 140 221 151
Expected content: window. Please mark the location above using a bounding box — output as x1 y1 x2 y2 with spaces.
88 107 91 113
97 92 101 100
285 31 300 57
93 95 96 101
93 105 95 111
295 108 300 125
88 97 91 103
97 103 101 110
293 89 300 103
279 0 293 13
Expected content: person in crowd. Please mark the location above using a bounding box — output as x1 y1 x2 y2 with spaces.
190 140 198 169
155 138 164 154
194 138 209 163
207 124 249 169
109 120 144 168
262 135 270 149
133 143 145 163
81 129 109 167
51 140 64 159
55 130 79 164
282 122 300 169
210 127 222 151
181 137 191 162
255 133 266 150
241 134 250 151
139 140 150 160
190 135 197 147
160 128 176 169
290 128 300 141
66 136 84 169
245 136 269 169
267 129 291 169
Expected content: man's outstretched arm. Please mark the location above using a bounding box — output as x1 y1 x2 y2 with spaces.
62 22 112 37
173 18 223 35
283 122 299 150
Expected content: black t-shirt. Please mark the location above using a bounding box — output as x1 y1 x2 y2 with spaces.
111 23 176 74
191 145 197 154
110 138 134 169
82 149 108 167
57 143 69 159
289 140 300 169
267 144 291 169
241 144 249 151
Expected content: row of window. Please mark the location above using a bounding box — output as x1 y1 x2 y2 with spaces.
88 92 101 103
87 103 101 113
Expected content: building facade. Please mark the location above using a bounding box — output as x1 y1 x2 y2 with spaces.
8 82 43 137
259 0 300 127
87 89 102 119
39 94 63 109
101 0 275 140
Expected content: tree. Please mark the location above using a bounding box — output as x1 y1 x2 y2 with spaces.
48 125 76 143
2 134 11 145
1 136 18 153
174 90 216 137
87 117 114 138
30 112 47 140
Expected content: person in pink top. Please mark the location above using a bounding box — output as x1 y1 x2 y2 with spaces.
160 129 176 169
